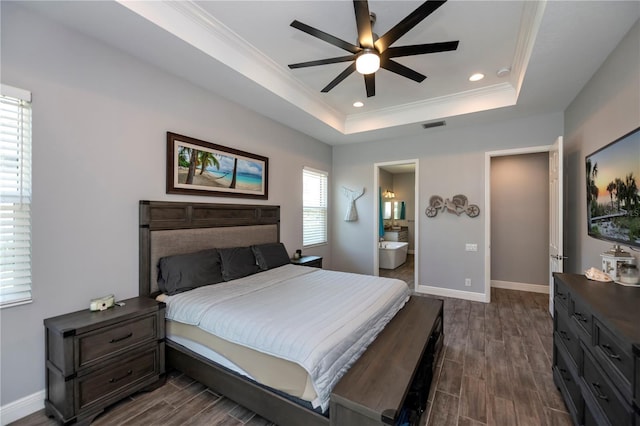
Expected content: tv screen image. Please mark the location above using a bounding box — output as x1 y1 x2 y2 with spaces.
586 126 640 248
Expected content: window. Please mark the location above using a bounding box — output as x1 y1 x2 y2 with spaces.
1 85 32 308
303 167 328 247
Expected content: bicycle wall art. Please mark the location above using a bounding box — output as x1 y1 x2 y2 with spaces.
425 194 480 218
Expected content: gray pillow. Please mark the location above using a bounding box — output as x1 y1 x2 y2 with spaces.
252 243 290 270
157 249 222 295
219 246 260 281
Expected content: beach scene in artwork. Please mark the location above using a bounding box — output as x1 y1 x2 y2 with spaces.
176 143 264 193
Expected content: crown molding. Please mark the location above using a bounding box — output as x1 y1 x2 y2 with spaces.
345 83 517 134
511 0 547 97
116 0 346 132
116 0 543 137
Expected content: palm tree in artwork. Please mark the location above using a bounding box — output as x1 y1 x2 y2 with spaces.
624 173 638 209
197 152 220 175
186 149 198 184
229 158 238 189
606 181 617 211
586 160 599 213
615 178 626 211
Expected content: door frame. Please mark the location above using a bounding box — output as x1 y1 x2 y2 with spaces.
484 145 552 303
373 159 419 292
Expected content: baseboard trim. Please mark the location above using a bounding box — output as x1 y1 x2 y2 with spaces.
0 390 45 425
415 284 489 303
491 280 549 294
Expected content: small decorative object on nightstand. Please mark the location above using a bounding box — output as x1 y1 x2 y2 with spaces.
44 296 165 425
290 255 322 268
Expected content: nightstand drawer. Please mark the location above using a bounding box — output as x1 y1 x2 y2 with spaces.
78 314 157 368
77 344 160 412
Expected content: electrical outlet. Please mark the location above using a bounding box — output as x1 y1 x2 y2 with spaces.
465 243 478 252
465 278 472 287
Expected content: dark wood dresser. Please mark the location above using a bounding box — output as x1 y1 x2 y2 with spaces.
330 296 443 426
44 296 165 425
553 273 640 425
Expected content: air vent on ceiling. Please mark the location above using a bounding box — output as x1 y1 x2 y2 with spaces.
422 120 446 129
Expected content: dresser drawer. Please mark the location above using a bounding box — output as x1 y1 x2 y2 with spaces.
555 307 581 368
553 344 583 424
593 318 633 396
571 296 593 340
77 344 160 412
77 314 157 368
583 350 634 426
554 277 570 311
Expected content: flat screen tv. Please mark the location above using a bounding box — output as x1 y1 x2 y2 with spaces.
586 126 640 248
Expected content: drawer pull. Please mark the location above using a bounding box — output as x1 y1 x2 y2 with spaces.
591 382 609 401
558 368 571 382
559 330 571 341
109 370 133 383
601 343 621 360
109 332 133 344
573 312 588 323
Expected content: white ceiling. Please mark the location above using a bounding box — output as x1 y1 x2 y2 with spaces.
19 1 640 145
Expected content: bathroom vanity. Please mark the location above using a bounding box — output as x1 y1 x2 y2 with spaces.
384 228 408 242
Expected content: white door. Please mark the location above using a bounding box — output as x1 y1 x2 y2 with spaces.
549 136 564 315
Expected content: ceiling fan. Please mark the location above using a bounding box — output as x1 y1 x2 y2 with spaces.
288 0 459 98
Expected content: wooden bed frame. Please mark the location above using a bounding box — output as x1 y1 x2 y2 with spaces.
139 200 443 426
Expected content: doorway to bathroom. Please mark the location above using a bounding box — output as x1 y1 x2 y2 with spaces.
374 159 419 291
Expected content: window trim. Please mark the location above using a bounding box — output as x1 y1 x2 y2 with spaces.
1 84 33 309
302 166 328 248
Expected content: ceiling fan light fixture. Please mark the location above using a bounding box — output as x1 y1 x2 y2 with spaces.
356 49 380 75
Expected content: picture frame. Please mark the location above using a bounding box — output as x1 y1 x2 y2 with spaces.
166 132 268 199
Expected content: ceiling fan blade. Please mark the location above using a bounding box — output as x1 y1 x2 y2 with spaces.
353 0 374 49
288 55 357 69
381 58 426 83
384 41 459 58
374 0 447 53
291 20 361 54
321 62 357 93
364 73 375 98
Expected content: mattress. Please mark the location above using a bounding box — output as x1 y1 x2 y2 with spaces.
160 264 411 411
166 320 317 400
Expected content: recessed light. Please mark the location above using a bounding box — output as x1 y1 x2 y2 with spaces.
353 101 364 108
469 73 484 82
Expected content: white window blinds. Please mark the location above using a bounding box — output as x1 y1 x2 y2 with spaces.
303 167 328 247
0 85 32 308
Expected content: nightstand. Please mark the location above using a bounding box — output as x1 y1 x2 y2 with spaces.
290 255 322 268
44 296 165 425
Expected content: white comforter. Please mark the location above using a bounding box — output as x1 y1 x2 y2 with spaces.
162 264 411 411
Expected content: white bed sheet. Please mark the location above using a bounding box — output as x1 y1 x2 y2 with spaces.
162 264 411 411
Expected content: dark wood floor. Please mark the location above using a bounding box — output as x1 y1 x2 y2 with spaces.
12 287 569 426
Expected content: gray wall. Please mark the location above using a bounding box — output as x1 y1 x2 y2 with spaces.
0 3 331 406
332 112 563 295
490 153 549 285
564 20 640 273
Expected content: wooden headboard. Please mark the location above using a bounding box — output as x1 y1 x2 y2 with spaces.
139 200 280 296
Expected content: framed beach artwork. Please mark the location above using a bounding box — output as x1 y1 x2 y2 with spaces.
166 132 268 199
